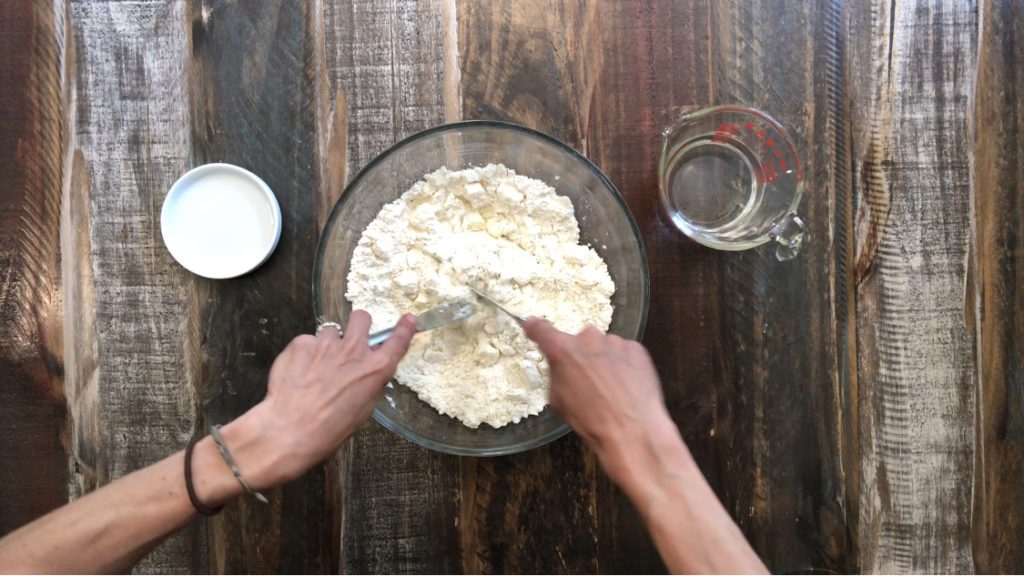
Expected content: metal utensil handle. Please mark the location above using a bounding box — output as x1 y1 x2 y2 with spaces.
366 327 394 347
364 299 477 346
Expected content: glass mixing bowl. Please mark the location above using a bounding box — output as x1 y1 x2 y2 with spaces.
312 121 649 456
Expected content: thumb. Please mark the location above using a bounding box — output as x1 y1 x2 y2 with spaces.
523 316 568 359
375 314 417 370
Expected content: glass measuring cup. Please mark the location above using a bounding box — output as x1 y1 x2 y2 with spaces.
658 106 806 260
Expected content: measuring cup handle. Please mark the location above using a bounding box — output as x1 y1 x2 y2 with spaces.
770 212 806 261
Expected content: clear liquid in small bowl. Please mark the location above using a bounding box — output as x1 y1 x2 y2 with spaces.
659 106 807 259
662 135 763 238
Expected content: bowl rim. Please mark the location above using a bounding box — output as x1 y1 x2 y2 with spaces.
312 119 650 456
374 401 575 456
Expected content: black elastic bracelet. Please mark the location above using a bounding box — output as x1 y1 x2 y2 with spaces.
185 434 223 516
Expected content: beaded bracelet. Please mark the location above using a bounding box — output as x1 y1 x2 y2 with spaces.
184 435 223 516
210 425 269 504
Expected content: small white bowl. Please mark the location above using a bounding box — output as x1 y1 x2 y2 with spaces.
160 163 282 279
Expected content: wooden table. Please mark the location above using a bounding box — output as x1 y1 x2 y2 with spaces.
2 0 1021 573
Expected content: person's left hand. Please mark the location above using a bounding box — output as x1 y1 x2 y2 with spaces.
219 310 416 490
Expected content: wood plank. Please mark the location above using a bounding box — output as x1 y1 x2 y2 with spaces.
456 1 611 571
0 0 69 538
971 0 1024 572
67 1 199 572
186 0 329 571
582 1 715 572
703 1 850 571
321 0 462 573
455 1 819 572
847 1 977 571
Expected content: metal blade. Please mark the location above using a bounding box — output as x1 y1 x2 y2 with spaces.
415 299 477 331
468 287 525 325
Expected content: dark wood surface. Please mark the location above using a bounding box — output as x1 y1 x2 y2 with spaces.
1 0 1021 573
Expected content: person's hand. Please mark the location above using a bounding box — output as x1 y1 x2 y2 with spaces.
218 310 416 491
522 317 676 487
523 318 769 574
0 310 418 575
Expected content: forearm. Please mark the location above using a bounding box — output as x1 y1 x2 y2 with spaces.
0 315 411 574
0 434 242 574
600 416 767 574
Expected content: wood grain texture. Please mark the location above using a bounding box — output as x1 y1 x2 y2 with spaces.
68 1 198 572
322 1 462 573
187 0 328 571
5 1 1020 573
705 1 849 571
971 0 1024 572
848 1 977 572
0 0 69 537
582 1 715 572
457 1 606 572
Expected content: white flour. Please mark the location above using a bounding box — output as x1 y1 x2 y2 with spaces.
346 164 614 428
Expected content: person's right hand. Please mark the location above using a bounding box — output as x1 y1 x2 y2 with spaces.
522 317 677 487
523 318 769 574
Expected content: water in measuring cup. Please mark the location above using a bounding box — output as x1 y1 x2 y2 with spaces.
662 135 762 236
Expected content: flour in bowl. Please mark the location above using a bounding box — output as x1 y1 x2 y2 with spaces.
346 164 614 428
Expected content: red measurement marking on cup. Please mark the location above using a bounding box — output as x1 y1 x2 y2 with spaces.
742 123 785 181
770 144 788 169
711 123 742 143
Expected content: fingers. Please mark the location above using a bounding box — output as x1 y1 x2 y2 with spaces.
578 326 607 346
523 316 570 358
375 314 417 370
339 310 372 353
624 339 652 366
290 333 319 353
